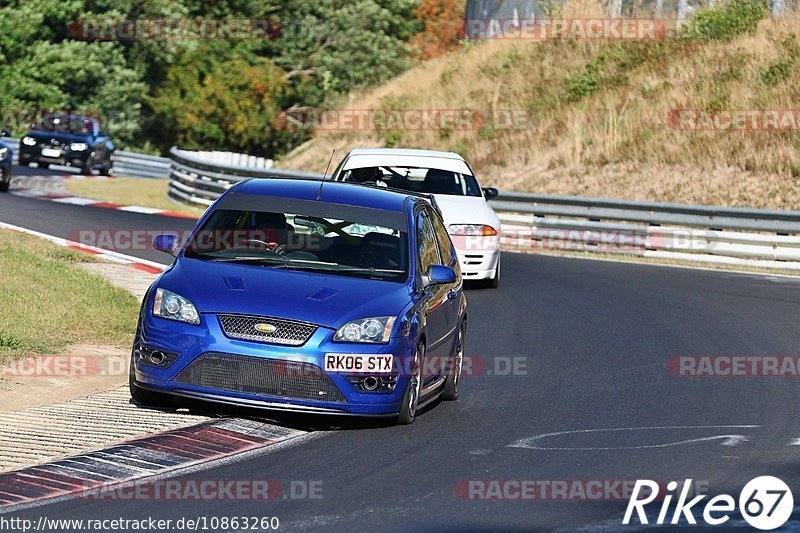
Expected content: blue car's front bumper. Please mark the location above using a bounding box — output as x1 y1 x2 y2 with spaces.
133 312 416 416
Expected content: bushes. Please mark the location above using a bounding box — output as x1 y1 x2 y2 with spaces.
683 0 767 41
759 34 798 86
410 0 466 60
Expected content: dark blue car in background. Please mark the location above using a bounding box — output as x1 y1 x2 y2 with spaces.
19 114 115 175
0 129 13 192
131 179 467 424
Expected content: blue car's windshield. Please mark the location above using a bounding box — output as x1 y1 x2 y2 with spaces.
184 208 409 281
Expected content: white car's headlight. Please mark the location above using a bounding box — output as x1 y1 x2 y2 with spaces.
152 288 200 324
22 136 37 146
334 317 396 343
449 224 498 236
70 143 88 152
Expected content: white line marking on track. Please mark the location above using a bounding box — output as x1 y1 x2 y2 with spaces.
50 197 99 206
508 425 761 450
117 205 164 214
0 221 167 271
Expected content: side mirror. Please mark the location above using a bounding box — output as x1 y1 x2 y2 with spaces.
483 187 499 200
153 234 178 255
0 130 9 138
425 264 456 285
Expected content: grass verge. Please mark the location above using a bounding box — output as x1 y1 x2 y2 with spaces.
0 230 139 360
64 178 204 217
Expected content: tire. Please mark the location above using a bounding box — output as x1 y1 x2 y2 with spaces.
443 323 465 401
0 168 9 192
397 342 424 425
39 162 49 170
486 256 500 288
129 358 173 407
99 162 112 176
80 158 93 176
19 161 29 167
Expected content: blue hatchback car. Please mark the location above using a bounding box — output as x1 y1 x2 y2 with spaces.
131 179 467 424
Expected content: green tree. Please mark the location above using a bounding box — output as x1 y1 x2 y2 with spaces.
269 0 422 106
150 48 297 156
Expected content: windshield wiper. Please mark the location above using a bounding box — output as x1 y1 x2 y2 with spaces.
334 266 406 276
194 253 403 277
206 256 288 264
207 256 344 272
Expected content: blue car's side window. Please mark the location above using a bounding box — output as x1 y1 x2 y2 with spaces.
417 211 441 275
430 211 456 267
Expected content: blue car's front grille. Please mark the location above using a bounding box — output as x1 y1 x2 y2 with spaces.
217 314 317 346
174 352 347 403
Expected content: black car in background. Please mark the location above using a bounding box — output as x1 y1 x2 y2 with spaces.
19 115 115 175
0 129 12 192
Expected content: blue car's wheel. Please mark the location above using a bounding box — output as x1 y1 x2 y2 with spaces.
443 322 465 401
397 342 424 424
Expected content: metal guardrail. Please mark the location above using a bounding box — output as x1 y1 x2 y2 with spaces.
494 195 800 271
184 150 273 169
491 192 800 234
0 136 170 179
113 151 170 179
6 127 798 270
168 147 322 206
165 150 800 271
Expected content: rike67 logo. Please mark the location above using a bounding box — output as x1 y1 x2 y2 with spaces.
624 477 793 530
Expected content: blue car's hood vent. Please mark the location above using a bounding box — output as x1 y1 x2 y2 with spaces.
307 288 339 301
224 276 247 290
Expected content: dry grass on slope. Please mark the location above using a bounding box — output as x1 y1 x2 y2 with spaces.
279 1 800 209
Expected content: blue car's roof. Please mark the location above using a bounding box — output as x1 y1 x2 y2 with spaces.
232 178 419 212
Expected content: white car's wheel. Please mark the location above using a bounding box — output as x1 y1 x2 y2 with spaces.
487 255 500 288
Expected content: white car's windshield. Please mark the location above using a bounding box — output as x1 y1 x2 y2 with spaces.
341 166 482 197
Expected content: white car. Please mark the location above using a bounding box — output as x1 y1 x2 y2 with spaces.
331 148 502 287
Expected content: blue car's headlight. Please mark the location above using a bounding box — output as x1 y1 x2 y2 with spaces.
22 136 37 146
70 142 88 152
152 288 200 324
0 147 7 159
334 317 396 343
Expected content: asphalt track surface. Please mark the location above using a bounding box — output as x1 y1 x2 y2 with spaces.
4 164 800 531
